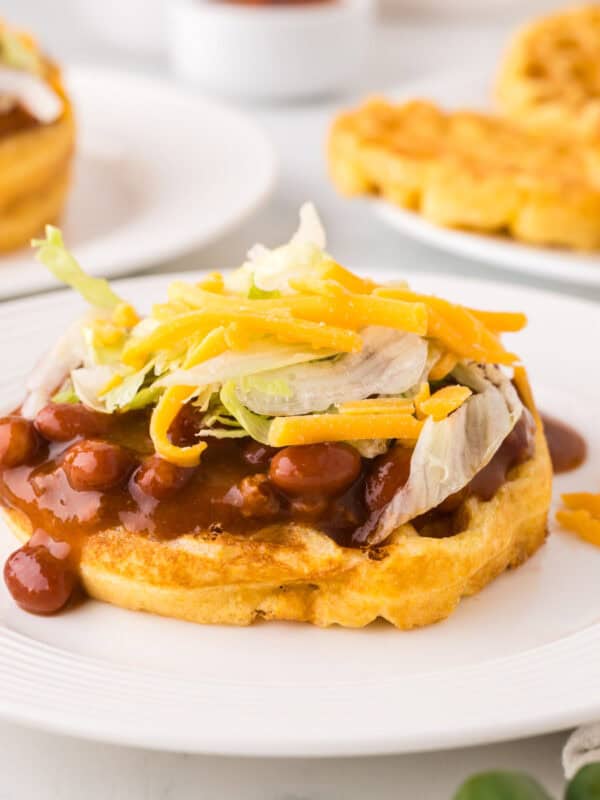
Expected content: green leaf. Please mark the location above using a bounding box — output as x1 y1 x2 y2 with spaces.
566 764 600 799
33 226 123 310
453 771 553 800
51 386 79 405
219 381 272 445
248 276 281 300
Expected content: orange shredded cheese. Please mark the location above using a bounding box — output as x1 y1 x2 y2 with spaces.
556 492 600 547
417 385 472 422
196 272 225 293
149 327 229 466
150 387 207 467
375 287 518 365
315 260 376 294
123 309 362 368
268 412 423 447
336 398 415 415
512 366 536 414
429 351 459 381
167 282 428 337
112 302 140 329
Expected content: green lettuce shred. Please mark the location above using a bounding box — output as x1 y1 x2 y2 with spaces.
219 381 272 444
33 227 123 310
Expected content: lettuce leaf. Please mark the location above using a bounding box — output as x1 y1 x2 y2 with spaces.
219 382 272 444
235 327 427 416
159 343 335 389
33 227 123 310
362 363 523 546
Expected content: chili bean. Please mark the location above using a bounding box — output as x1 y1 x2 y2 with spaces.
134 455 194 500
364 445 412 512
242 441 279 468
236 474 280 519
270 443 361 497
34 403 110 442
63 439 136 492
4 544 76 614
0 416 39 468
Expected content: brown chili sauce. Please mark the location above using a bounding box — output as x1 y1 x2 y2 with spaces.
0 401 586 614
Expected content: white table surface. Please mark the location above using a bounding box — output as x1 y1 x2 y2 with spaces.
0 1 591 797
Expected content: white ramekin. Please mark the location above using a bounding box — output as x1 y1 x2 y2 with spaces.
167 0 374 101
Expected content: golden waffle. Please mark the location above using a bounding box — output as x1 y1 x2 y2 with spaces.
0 58 75 252
328 98 600 250
2 422 551 628
497 4 600 139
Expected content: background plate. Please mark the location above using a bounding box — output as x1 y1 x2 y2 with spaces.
373 71 600 287
0 67 276 300
0 269 598 756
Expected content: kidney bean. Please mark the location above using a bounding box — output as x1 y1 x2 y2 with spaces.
364 445 412 512
236 474 280 519
34 403 110 442
4 544 76 614
133 455 194 500
63 439 136 492
0 416 39 468
241 441 279 468
269 443 361 497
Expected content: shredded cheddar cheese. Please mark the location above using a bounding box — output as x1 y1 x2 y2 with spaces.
337 398 415 415
417 385 472 421
557 493 600 547
269 412 423 447
429 351 459 381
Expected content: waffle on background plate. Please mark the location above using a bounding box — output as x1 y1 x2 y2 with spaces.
0 21 75 253
328 98 600 250
329 4 600 252
497 4 600 140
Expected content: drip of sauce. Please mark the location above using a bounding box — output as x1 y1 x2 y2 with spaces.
541 414 587 474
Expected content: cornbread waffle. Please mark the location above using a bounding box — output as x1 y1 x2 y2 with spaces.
497 4 600 139
328 98 600 250
0 208 552 628
2 420 551 628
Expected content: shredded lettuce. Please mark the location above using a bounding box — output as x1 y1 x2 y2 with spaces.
51 385 79 405
362 363 523 546
159 343 335 389
102 363 157 412
33 227 123 310
248 277 281 300
238 374 292 400
225 203 329 296
235 327 427 417
219 382 272 445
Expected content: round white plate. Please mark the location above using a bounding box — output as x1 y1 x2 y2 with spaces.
373 71 600 287
0 269 599 756
0 67 276 300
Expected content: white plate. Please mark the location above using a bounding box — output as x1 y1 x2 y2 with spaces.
373 71 600 287
0 67 276 300
0 269 598 756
